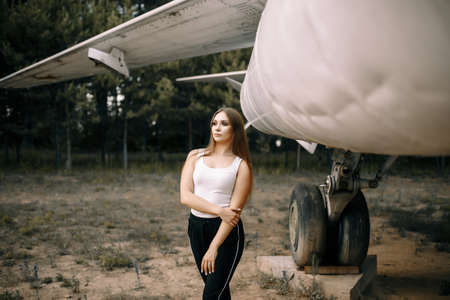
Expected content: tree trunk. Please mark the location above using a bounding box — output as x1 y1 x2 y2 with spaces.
143 135 147 153
53 92 61 171
3 134 9 164
23 109 32 151
114 94 120 165
65 97 72 171
123 100 128 171
188 115 193 151
95 87 108 166
436 156 445 176
15 136 21 164
54 117 60 171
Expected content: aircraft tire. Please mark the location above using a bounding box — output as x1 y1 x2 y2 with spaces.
289 183 327 266
327 190 370 266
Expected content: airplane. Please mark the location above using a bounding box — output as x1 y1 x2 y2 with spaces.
1 0 449 268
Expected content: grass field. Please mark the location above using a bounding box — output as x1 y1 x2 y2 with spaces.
0 156 449 299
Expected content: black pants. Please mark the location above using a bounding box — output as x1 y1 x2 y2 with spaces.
188 213 244 300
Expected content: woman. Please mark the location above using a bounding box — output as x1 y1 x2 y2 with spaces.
180 107 253 300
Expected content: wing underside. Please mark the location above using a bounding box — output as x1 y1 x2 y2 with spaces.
0 0 266 89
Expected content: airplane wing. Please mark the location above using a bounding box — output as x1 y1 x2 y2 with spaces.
176 70 246 91
0 0 266 89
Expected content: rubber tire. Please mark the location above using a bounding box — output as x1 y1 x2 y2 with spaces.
327 191 370 266
289 183 327 266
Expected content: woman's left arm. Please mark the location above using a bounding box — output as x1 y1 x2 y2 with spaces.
201 160 252 275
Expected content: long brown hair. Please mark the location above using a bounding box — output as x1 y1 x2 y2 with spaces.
206 107 253 183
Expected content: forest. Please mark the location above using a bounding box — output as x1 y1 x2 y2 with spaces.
0 0 446 175
0 2 449 299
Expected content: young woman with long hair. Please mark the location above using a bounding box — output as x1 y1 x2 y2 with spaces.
180 107 253 299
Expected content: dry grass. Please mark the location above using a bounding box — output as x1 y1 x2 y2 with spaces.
0 290 24 300
0 167 448 299
0 170 188 298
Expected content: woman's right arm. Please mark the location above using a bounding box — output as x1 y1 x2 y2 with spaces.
180 150 240 226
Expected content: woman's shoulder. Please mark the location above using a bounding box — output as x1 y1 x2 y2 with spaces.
186 148 208 160
236 158 251 174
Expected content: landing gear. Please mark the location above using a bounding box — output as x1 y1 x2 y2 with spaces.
289 149 396 267
326 191 370 265
289 183 326 266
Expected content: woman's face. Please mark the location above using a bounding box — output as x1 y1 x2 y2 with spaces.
211 111 233 144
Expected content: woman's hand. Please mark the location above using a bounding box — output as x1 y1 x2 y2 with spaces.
218 207 241 227
201 245 218 275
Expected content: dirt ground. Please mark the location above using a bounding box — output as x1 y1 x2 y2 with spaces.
0 170 449 299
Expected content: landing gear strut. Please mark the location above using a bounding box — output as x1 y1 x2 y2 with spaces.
289 149 397 267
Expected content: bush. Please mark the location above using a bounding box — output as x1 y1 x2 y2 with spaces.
94 247 132 271
0 215 14 226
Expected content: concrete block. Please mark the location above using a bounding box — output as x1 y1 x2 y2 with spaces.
256 255 377 300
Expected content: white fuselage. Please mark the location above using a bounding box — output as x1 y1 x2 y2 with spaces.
241 0 450 155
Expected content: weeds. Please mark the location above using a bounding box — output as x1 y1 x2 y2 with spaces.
94 247 132 271
3 250 32 261
132 259 142 290
0 290 24 300
18 260 33 282
18 224 39 236
175 256 192 267
104 221 115 229
308 281 329 300
258 272 288 295
31 264 41 300
103 295 174 300
57 273 80 293
71 276 80 294
42 277 53 284
387 208 450 251
48 254 56 268
258 272 308 299
0 167 447 298
0 215 14 226
258 267 331 300
56 273 64 282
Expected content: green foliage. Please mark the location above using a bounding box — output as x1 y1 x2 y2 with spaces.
1 0 447 179
0 0 258 163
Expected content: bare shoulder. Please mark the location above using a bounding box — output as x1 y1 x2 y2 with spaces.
186 148 206 160
236 159 252 190
237 159 251 175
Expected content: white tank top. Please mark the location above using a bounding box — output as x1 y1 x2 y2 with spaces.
191 152 243 218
